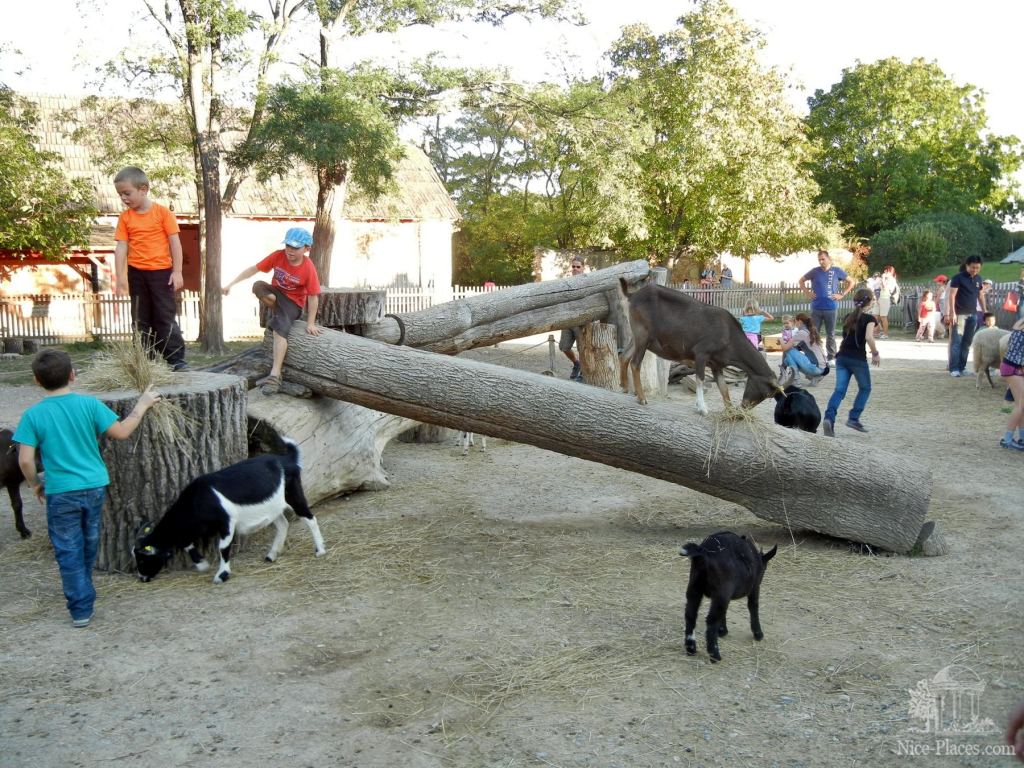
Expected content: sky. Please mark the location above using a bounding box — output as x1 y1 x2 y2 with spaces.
2 0 1021 139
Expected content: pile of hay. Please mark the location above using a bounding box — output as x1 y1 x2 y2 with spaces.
78 335 194 448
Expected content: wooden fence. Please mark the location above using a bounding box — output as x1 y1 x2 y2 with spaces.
2 281 1017 345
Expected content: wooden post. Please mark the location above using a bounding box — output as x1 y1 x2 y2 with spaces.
577 322 619 390
92 373 248 571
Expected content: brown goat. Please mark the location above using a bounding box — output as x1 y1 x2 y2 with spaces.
618 280 782 414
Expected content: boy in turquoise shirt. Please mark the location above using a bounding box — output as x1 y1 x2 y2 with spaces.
15 350 160 627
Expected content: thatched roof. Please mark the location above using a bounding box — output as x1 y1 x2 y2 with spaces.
23 93 460 222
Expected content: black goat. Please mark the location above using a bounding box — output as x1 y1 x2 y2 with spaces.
133 439 325 583
1 428 33 539
773 385 822 434
680 532 777 662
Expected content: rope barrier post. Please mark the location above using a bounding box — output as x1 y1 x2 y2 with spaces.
547 334 557 376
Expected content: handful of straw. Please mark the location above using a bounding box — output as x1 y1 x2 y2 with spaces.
79 335 194 449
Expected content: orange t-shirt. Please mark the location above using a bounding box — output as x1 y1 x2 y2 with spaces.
114 202 180 270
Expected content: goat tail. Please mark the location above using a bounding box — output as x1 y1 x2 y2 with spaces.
679 542 704 558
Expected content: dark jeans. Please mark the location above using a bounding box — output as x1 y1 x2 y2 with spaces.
47 487 105 620
811 308 838 358
128 266 185 366
825 356 872 423
947 313 978 374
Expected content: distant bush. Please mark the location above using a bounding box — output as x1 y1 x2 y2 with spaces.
868 211 1009 274
869 223 948 275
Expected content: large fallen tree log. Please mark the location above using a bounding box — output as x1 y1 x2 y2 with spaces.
361 259 650 351
274 323 936 554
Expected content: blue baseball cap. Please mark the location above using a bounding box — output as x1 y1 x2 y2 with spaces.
283 227 313 248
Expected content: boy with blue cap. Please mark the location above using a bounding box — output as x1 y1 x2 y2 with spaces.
222 227 323 394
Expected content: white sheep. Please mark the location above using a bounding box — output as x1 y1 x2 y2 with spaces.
971 327 1010 389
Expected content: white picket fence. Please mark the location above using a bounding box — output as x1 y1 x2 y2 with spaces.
0 284 509 345
4 280 1014 345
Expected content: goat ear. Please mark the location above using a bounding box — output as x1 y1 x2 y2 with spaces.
762 545 778 562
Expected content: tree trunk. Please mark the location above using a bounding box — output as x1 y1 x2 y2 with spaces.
275 324 935 554
577 322 619 390
94 373 248 572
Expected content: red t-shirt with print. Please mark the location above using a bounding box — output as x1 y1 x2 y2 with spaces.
255 250 321 309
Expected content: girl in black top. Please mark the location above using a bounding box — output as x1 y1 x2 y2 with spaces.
822 288 881 437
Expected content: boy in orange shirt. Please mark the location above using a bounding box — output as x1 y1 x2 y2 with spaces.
113 166 188 371
222 227 323 395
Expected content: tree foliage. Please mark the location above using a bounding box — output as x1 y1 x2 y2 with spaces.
0 89 97 259
869 210 1010 274
608 0 840 266
806 57 1023 238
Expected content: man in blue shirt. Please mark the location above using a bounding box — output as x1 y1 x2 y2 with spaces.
800 250 856 361
15 350 160 627
945 255 985 377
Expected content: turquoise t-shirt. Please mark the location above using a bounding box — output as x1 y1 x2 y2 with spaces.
740 314 766 334
14 393 119 495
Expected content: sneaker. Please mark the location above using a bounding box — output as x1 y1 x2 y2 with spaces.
878 333 889 340
822 419 834 437
950 370 961 378
72 616 92 628
172 361 191 372
999 438 1024 452
846 419 868 433
569 361 581 380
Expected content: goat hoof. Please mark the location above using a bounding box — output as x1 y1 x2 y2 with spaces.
214 572 230 584
194 561 210 573
685 640 697 655
315 548 326 557
753 631 764 641
709 651 721 663
18 528 32 539
718 626 728 637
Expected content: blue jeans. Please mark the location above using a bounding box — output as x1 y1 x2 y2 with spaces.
947 314 978 373
783 349 825 377
825 357 872 423
46 487 106 620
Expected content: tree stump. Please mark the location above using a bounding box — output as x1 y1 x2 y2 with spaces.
4 337 24 355
93 373 248 572
577 322 620 390
22 338 40 354
314 287 386 330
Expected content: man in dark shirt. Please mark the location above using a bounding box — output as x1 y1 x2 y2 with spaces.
946 255 985 377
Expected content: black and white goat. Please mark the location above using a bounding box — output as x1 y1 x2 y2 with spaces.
773 385 822 433
133 439 325 584
459 431 487 455
680 531 777 663
1 428 33 539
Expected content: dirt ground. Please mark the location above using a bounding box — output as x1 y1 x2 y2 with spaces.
1 336 1021 768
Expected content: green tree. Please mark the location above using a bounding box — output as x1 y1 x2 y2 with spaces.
609 0 840 272
806 57 1023 238
0 89 97 263
869 210 1009 274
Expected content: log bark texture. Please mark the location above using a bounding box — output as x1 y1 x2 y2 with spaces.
316 288 386 328
93 373 248 572
277 324 935 553
577 322 620 391
246 390 412 505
